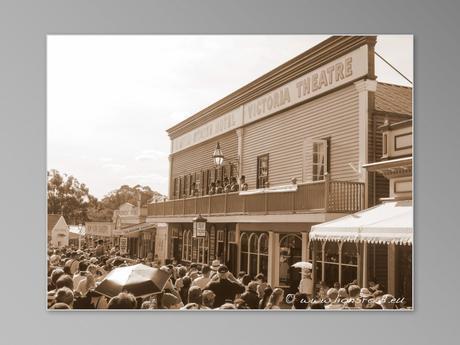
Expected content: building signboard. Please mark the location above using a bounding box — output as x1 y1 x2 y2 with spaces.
171 45 368 153
119 237 128 255
85 222 114 237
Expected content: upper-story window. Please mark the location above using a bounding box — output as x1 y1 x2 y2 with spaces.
257 154 269 188
312 139 329 181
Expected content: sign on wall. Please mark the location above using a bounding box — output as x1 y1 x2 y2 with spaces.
85 222 114 237
119 237 128 255
171 45 369 153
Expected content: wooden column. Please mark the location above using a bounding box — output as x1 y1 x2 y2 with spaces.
387 243 396 295
363 241 368 288
312 241 317 299
267 231 275 286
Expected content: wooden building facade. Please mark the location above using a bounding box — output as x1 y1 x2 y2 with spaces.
147 36 412 291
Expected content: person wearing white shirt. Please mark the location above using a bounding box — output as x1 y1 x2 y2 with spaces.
298 271 313 299
192 264 211 290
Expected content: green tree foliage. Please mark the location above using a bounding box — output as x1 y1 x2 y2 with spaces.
47 170 165 223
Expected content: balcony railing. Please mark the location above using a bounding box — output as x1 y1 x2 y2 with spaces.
148 178 364 218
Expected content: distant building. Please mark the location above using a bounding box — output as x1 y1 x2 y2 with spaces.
48 214 69 248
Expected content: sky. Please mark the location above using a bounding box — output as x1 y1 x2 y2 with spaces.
47 35 413 199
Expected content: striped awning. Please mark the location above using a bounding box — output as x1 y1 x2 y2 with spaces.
310 200 412 245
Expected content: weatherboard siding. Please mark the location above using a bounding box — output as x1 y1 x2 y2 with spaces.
241 84 361 189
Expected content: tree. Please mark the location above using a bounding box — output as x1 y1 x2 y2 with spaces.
47 169 94 224
47 169 166 223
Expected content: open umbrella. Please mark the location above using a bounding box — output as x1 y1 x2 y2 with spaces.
291 261 313 270
95 264 170 298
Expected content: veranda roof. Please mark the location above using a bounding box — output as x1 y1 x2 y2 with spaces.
310 200 412 245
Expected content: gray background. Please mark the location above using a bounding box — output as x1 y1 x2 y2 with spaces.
0 0 458 343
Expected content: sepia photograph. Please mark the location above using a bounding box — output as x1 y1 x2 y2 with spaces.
47 34 413 311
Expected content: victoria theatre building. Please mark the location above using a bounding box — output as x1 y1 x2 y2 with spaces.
147 36 412 293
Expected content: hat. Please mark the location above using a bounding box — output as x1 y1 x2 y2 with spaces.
161 293 179 308
217 264 229 273
211 259 221 271
55 287 74 306
360 288 372 298
89 257 98 264
338 288 348 298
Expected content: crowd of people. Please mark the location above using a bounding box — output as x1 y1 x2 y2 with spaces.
47 242 408 310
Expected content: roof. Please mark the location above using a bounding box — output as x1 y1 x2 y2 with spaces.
310 200 412 245
375 82 412 116
48 214 62 233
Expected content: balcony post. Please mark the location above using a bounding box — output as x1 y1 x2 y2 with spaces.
291 191 296 214
194 196 197 215
182 197 186 215
243 195 246 215
264 192 268 214
208 195 211 215
163 198 166 216
324 173 330 212
224 192 228 215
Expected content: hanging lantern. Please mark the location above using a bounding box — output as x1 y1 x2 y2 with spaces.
212 142 224 166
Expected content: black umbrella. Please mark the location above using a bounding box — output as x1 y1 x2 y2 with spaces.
95 264 170 298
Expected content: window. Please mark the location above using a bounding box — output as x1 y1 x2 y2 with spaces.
240 232 269 278
258 233 269 277
279 234 302 286
182 230 192 261
309 240 358 287
312 140 328 181
240 233 248 273
248 234 258 277
217 230 225 262
197 231 209 264
257 154 269 188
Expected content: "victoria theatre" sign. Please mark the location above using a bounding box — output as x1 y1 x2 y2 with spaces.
171 45 368 153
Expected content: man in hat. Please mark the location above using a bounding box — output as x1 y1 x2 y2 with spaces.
204 265 245 308
210 259 221 278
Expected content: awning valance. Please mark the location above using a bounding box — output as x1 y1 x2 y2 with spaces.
310 200 412 245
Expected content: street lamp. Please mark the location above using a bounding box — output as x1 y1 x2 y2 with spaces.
212 142 224 167
193 214 207 237
78 223 83 250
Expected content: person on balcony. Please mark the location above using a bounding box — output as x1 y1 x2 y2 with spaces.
230 176 239 192
191 182 199 197
223 177 230 192
240 175 248 191
209 182 216 195
216 180 223 194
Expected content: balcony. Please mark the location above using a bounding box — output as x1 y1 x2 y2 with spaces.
148 179 364 218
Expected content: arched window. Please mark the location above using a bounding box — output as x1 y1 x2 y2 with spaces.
182 230 193 262
240 233 248 273
258 233 269 277
279 234 302 287
248 233 259 277
197 231 209 264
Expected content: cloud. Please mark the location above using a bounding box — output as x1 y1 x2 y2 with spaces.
135 149 168 161
103 163 126 171
99 157 113 162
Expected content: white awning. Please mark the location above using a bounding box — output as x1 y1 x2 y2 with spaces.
310 200 412 245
